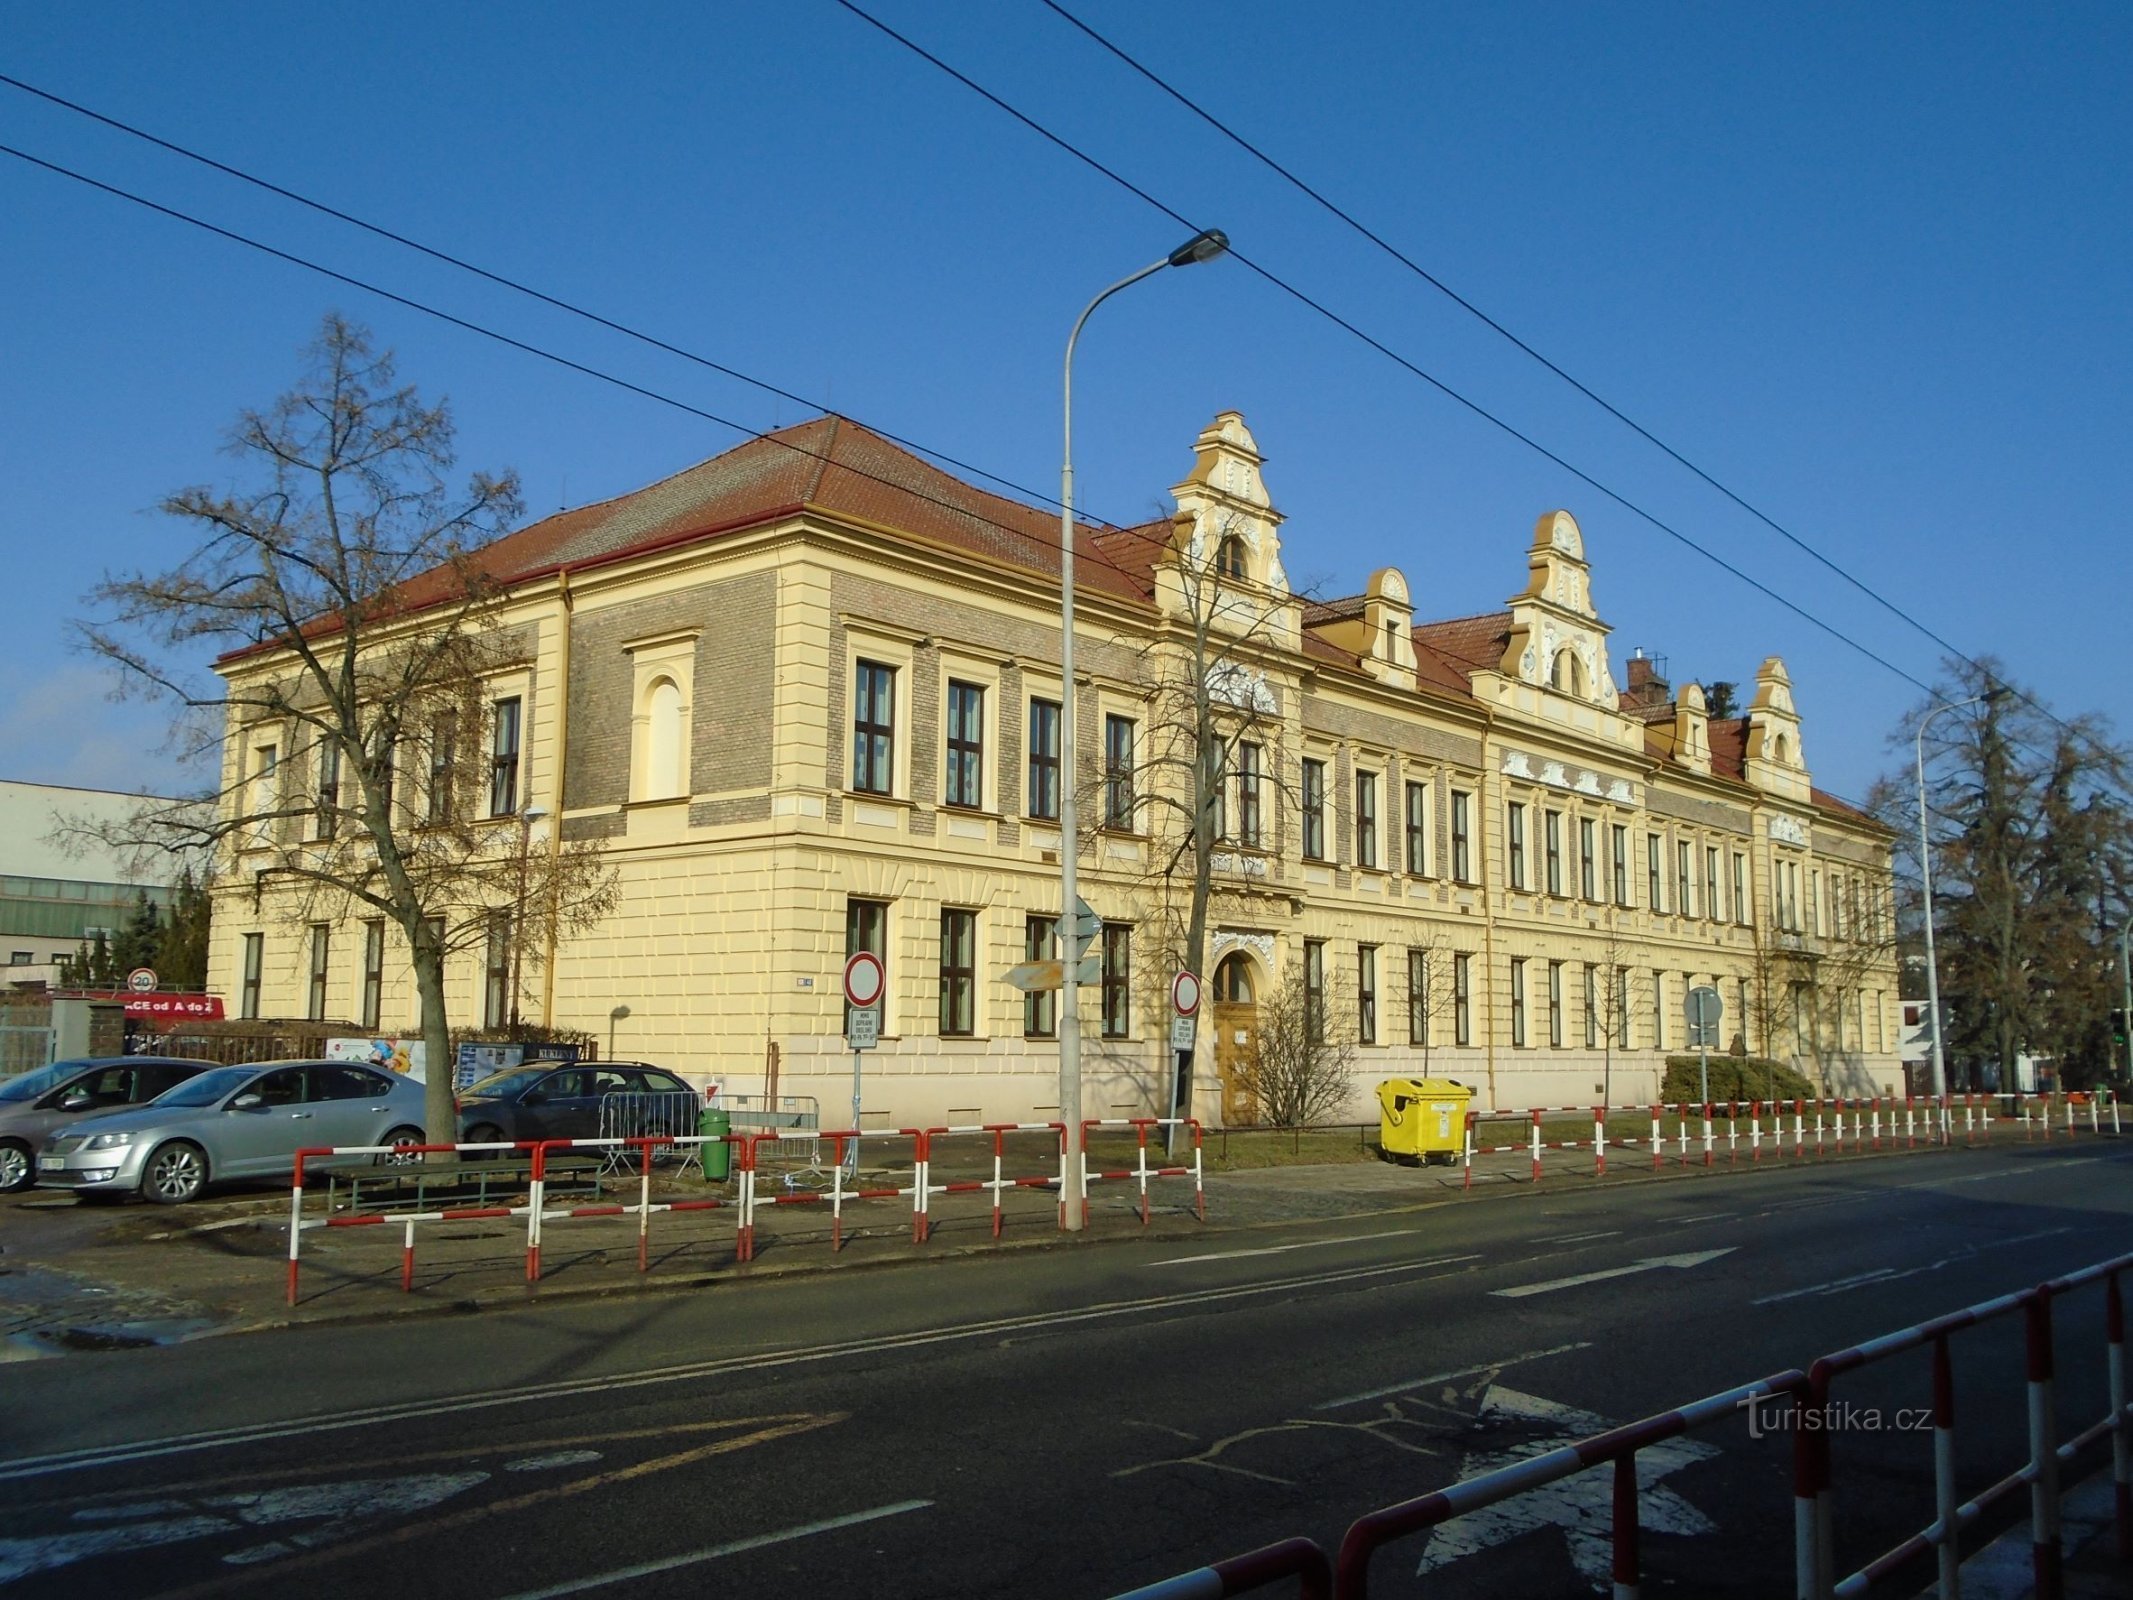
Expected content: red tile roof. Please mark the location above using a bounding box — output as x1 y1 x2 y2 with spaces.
1412 611 1511 676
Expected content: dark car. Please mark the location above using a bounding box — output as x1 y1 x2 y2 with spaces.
456 1061 700 1148
0 1057 218 1192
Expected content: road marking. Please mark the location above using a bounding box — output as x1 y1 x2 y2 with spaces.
1314 1341 1595 1410
1149 1236 1468 1266
493 1500 934 1600
1751 1227 2077 1306
0 1253 1496 1484
1897 1157 2104 1187
1418 1384 1717 1585
1537 1230 1622 1244
1665 1212 1737 1225
1492 1248 1737 1299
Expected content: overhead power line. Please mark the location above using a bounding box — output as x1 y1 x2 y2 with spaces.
1031 4 2121 781
0 70 1083 528
830 0 1940 699
0 141 1162 599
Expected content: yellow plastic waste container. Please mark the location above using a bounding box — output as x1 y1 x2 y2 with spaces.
1377 1077 1474 1166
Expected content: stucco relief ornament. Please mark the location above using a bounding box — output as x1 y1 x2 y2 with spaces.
1211 930 1275 966
1206 662 1277 713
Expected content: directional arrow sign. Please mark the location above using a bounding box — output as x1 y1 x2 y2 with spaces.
1004 955 1103 993
1490 1248 1736 1300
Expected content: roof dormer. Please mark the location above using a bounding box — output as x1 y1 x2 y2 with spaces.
1672 682 1711 776
1497 510 1620 711
1160 411 1298 646
1742 656 1811 800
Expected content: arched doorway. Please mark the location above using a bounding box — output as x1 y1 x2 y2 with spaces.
1212 951 1262 1126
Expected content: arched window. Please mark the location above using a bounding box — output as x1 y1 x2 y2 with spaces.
1549 649 1586 698
1772 731 1793 766
646 676 686 798
1214 952 1255 1003
1217 535 1247 580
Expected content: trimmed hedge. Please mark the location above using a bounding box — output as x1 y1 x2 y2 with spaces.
1660 1055 1814 1105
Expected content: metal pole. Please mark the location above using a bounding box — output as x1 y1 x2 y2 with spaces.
1917 695 1990 1131
850 1045 862 1172
1057 229 1226 1235
2119 924 2131 1085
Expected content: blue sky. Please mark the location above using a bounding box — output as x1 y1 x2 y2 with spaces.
2 2 2126 803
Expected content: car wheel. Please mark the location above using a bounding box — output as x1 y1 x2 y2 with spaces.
0 1139 33 1193
141 1141 208 1205
376 1126 427 1167
464 1123 505 1161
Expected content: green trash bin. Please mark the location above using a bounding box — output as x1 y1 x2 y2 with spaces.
700 1104 732 1181
1377 1077 1473 1166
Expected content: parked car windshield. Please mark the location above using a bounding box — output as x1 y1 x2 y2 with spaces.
149 1066 260 1108
464 1068 547 1099
0 1062 83 1103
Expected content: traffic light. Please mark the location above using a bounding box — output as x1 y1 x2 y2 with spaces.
2113 1009 2128 1049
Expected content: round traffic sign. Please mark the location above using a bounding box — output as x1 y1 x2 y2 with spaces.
1172 970 1201 1018
126 967 158 995
843 950 885 1009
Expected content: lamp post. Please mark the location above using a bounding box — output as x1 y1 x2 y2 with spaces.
1915 692 1999 1129
607 1004 629 1062
2118 923 2131 1083
508 804 547 1033
1058 227 1228 1233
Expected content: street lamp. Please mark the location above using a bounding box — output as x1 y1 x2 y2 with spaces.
1915 690 2002 1128
608 1004 630 1062
1058 227 1228 1234
508 805 548 1033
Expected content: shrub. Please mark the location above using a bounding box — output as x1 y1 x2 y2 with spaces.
1660 1055 1814 1105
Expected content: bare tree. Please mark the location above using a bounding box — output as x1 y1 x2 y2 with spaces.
1402 931 1465 1075
70 315 618 1143
1235 964 1356 1127
1586 914 1646 1108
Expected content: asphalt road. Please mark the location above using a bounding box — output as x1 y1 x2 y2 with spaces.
2 1142 2127 1599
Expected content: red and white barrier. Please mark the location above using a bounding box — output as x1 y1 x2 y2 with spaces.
1079 1119 1206 1228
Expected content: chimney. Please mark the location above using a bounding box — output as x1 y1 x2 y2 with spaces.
1623 649 1670 709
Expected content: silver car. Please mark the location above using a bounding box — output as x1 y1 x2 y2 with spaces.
35 1058 428 1204
0 1056 217 1192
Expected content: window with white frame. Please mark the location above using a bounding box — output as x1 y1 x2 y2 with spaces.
1027 697 1060 822
944 681 985 810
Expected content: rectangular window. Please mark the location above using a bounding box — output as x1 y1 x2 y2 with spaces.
427 712 457 825
1612 824 1630 906
852 661 896 795
1301 758 1327 860
1579 817 1597 901
1454 953 1472 1046
1809 870 1822 936
1210 744 1227 842
1544 810 1563 896
1647 833 1664 912
1023 914 1057 1038
239 933 263 1019
1404 781 1429 875
1101 924 1132 1039
251 744 279 847
314 740 341 840
1507 802 1527 890
1355 772 1378 869
1615 969 1630 1049
306 924 331 1022
1236 742 1263 848
376 736 395 823
846 898 889 1033
944 681 985 810
360 919 384 1031
1407 949 1429 1046
1026 698 1061 821
1103 715 1136 829
1358 945 1378 1044
1732 852 1748 924
484 915 510 1030
1677 841 1694 919
1547 960 1563 1048
1304 939 1326 1045
490 697 522 817
1583 963 1598 1048
1451 790 1472 882
1652 970 1666 1051
1706 847 1722 923
938 909 976 1036
1510 958 1528 1047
